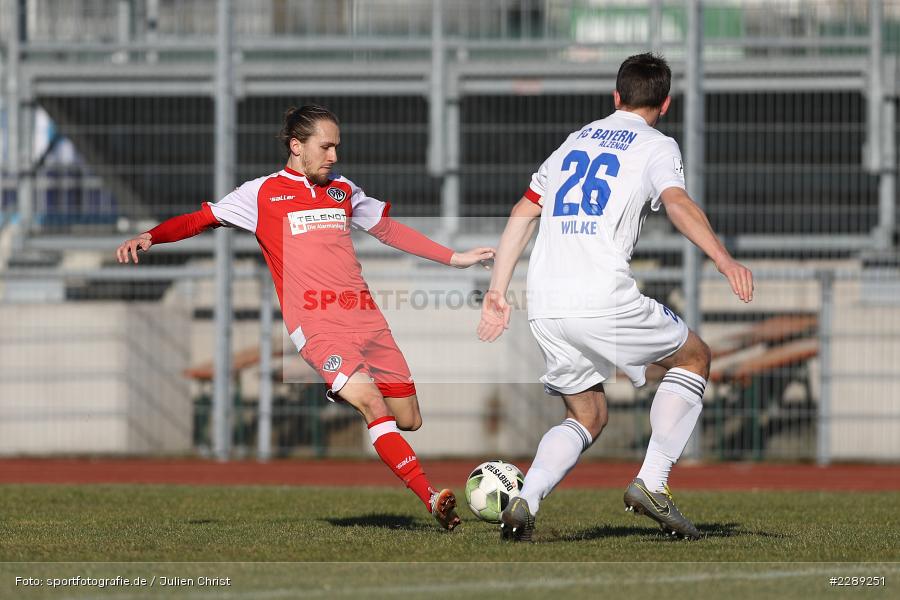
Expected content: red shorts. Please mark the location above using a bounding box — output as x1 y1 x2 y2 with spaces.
299 328 417 399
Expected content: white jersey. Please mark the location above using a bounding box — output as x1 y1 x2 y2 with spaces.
525 110 686 319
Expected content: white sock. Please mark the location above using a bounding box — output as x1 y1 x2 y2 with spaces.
520 418 593 514
636 367 706 492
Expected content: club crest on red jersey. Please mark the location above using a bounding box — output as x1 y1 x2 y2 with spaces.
323 355 343 372
327 187 347 203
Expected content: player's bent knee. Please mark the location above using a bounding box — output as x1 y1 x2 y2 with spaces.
598 410 609 431
587 413 608 439
680 332 712 376
396 412 422 431
699 338 712 367
575 411 606 439
689 336 712 375
349 389 388 418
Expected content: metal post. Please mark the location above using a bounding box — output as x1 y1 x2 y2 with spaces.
428 0 445 178
816 270 834 467
430 0 458 237
19 96 33 238
868 0 883 175
869 0 893 249
6 0 22 247
115 0 131 64
880 96 896 248
649 0 663 54
146 0 159 63
213 0 236 462
0 41 4 218
443 72 460 237
682 0 704 459
257 272 274 462
684 0 704 332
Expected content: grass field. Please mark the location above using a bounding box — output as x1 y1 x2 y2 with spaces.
2 484 898 599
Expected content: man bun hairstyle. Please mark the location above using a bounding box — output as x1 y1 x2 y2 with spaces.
279 104 339 153
616 53 671 109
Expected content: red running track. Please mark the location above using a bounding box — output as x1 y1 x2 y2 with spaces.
0 459 898 492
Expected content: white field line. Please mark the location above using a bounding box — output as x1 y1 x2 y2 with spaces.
56 564 897 600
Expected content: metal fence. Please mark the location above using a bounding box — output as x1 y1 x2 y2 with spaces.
1 1 899 462
2 263 899 463
2 0 898 238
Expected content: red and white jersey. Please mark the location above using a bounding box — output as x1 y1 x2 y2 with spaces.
207 167 390 350
524 110 686 318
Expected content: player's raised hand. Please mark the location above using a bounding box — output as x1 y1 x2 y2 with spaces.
116 233 153 264
477 290 511 342
450 247 495 269
716 257 754 303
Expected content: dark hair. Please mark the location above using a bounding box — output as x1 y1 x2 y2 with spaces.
616 53 671 109
279 104 339 153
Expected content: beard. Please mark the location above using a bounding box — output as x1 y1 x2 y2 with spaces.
307 172 330 186
302 160 332 186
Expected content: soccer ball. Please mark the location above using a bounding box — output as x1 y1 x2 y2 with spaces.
464 460 525 523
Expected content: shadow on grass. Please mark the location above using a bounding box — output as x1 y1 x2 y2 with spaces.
186 519 220 525
699 522 785 539
324 513 431 530
553 522 785 541
551 524 659 541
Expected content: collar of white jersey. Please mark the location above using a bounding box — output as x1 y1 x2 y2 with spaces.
613 110 649 124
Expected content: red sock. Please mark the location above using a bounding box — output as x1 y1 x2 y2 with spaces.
368 416 435 507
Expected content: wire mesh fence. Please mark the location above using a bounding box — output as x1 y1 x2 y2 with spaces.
22 87 885 237
3 0 895 242
2 263 899 461
1 1 899 461
10 1 899 49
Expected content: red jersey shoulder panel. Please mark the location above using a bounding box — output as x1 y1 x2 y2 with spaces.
207 173 278 233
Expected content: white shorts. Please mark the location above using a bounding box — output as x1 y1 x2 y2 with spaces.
529 295 689 394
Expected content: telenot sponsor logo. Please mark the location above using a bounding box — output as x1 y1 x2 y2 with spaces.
287 209 347 235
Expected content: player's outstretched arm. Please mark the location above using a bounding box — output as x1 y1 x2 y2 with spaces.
477 197 541 342
659 187 754 303
366 216 494 268
116 204 221 264
450 247 495 269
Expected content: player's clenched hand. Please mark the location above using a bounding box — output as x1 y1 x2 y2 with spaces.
116 233 153 264
717 257 754 303
477 290 511 342
450 247 495 269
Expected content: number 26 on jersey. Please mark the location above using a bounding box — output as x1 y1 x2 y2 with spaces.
553 151 620 217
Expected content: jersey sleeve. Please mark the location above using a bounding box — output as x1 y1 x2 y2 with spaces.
523 156 551 207
146 204 219 243
367 217 454 265
346 178 390 231
207 176 268 233
647 138 686 211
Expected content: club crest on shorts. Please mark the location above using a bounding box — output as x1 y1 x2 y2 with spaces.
327 187 346 203
323 355 343 372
